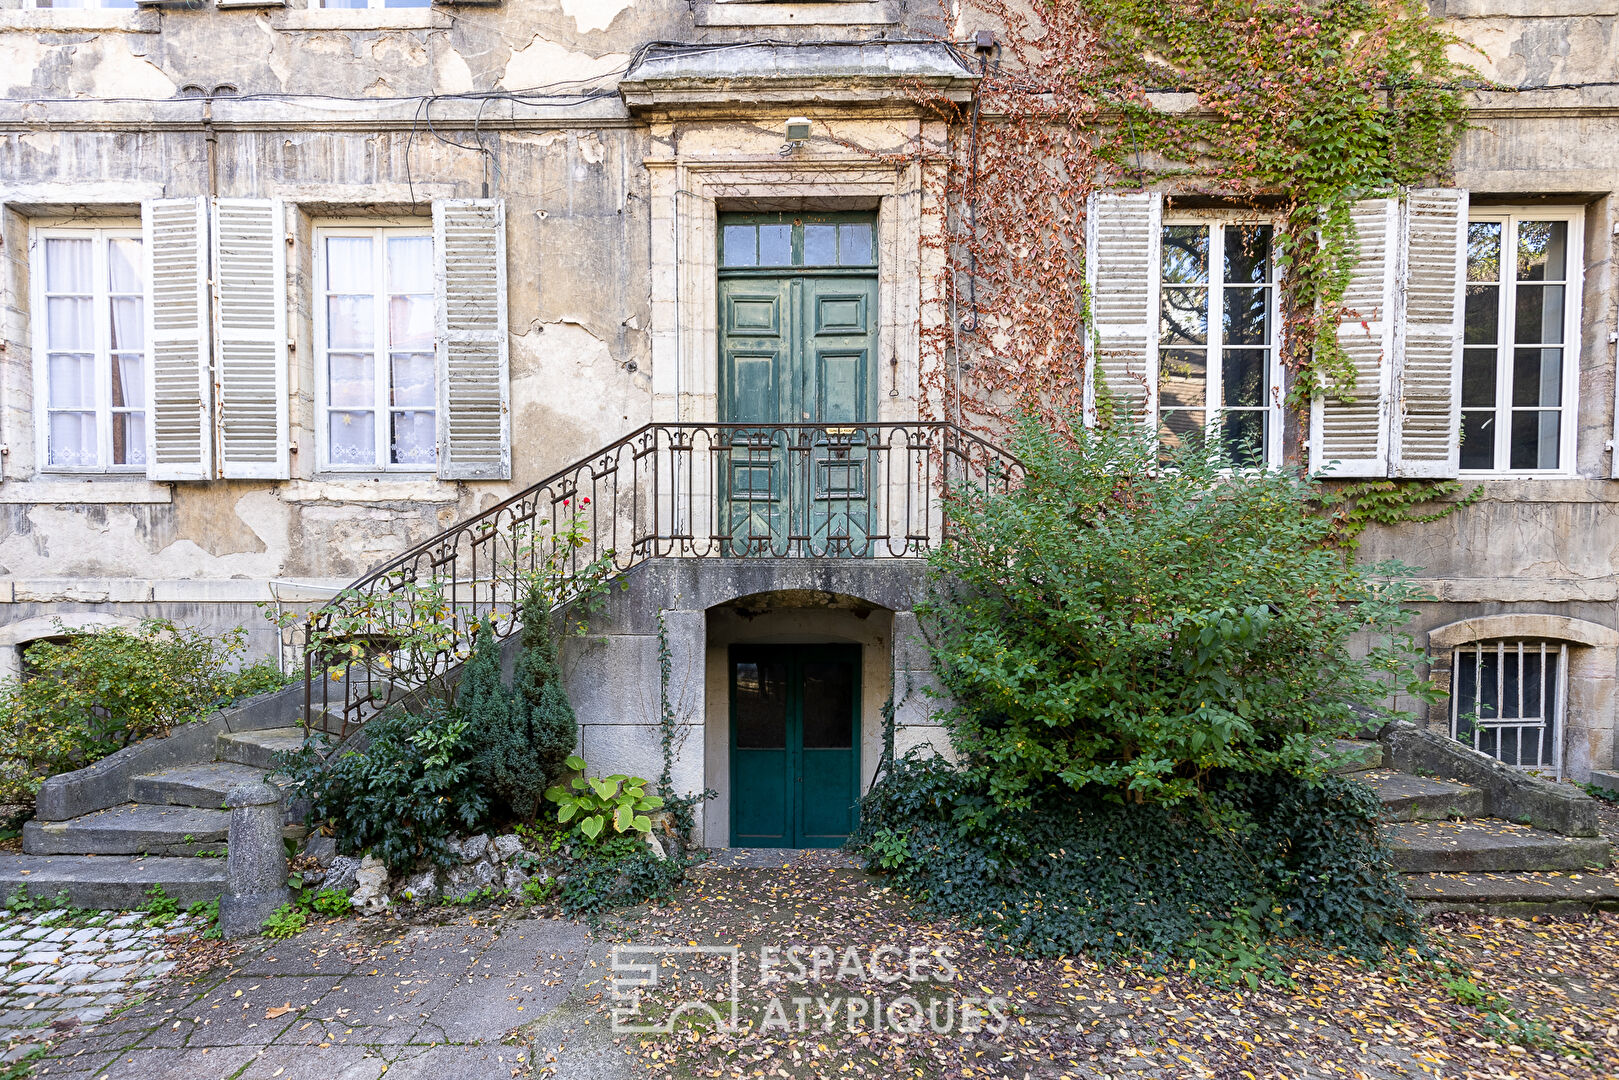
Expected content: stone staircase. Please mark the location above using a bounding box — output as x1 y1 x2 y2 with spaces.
0 685 321 910
1334 738 1619 915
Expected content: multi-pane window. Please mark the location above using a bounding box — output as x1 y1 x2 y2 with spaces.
32 228 146 471
318 0 429 9
22 0 137 9
719 215 876 269
316 227 436 470
1451 640 1566 777
1461 211 1581 472
1157 220 1277 465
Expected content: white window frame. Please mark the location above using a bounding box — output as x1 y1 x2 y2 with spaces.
1459 205 1583 477
313 221 437 474
28 222 147 476
1154 211 1286 468
314 0 430 9
20 0 138 8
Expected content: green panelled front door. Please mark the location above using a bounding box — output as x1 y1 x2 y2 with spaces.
718 213 878 555
729 645 861 848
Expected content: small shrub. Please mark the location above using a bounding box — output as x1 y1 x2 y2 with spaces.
445 885 502 907
0 620 286 803
519 876 556 905
186 898 222 940
1443 975 1489 1007
543 755 663 841
557 834 685 920
277 699 488 874
262 903 307 939
300 888 352 918
141 883 179 925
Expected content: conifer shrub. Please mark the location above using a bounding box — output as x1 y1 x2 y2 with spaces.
459 593 580 821
508 590 579 811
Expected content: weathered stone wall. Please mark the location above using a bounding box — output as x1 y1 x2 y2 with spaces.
1 0 1617 790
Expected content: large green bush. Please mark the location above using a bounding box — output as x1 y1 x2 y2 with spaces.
924 419 1435 814
279 699 488 873
0 620 285 803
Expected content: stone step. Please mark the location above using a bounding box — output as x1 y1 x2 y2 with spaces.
1329 739 1387 774
1351 768 1485 821
131 761 274 809
1384 819 1612 874
22 804 229 857
0 854 224 909
1404 870 1619 915
216 727 318 770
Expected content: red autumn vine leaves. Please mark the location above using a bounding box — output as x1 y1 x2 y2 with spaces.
910 0 1470 442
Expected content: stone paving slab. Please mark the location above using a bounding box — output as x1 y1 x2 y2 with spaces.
26 911 592 1080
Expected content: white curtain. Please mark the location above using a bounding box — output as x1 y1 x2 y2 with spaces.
43 239 96 467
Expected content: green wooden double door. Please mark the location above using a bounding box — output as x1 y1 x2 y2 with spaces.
718 212 879 556
729 645 861 848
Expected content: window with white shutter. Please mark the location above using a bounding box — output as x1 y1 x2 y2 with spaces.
1310 198 1398 478
141 197 212 481
434 199 509 481
212 198 290 480
314 223 437 471
1157 215 1282 467
1459 207 1582 474
1084 192 1159 429
1393 189 1467 478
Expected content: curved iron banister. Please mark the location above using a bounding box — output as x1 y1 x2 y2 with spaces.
301 421 1021 737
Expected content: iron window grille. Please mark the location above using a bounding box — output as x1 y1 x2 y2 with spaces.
1449 639 1567 778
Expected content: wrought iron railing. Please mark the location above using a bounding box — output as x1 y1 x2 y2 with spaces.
301 422 1021 738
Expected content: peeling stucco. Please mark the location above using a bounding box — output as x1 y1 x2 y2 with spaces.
499 35 629 92
562 0 635 35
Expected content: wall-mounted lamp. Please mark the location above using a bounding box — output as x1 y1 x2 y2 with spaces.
779 116 812 156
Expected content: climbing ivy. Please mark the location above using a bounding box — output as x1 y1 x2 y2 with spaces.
1321 477 1485 558
915 0 1472 430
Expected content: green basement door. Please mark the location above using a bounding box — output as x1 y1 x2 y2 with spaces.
729 645 861 848
717 212 879 555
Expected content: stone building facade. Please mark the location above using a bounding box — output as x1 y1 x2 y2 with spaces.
0 0 1615 846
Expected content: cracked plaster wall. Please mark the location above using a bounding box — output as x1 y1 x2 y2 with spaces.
0 0 1614 705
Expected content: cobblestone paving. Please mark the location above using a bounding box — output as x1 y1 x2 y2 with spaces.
0 909 192 1070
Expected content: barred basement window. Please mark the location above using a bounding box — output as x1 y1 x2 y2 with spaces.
315 225 437 471
1450 639 1567 777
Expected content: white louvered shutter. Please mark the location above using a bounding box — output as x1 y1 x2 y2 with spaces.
1393 189 1467 478
142 198 212 481
434 199 510 480
1311 198 1398 477
212 198 289 479
1084 192 1160 428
